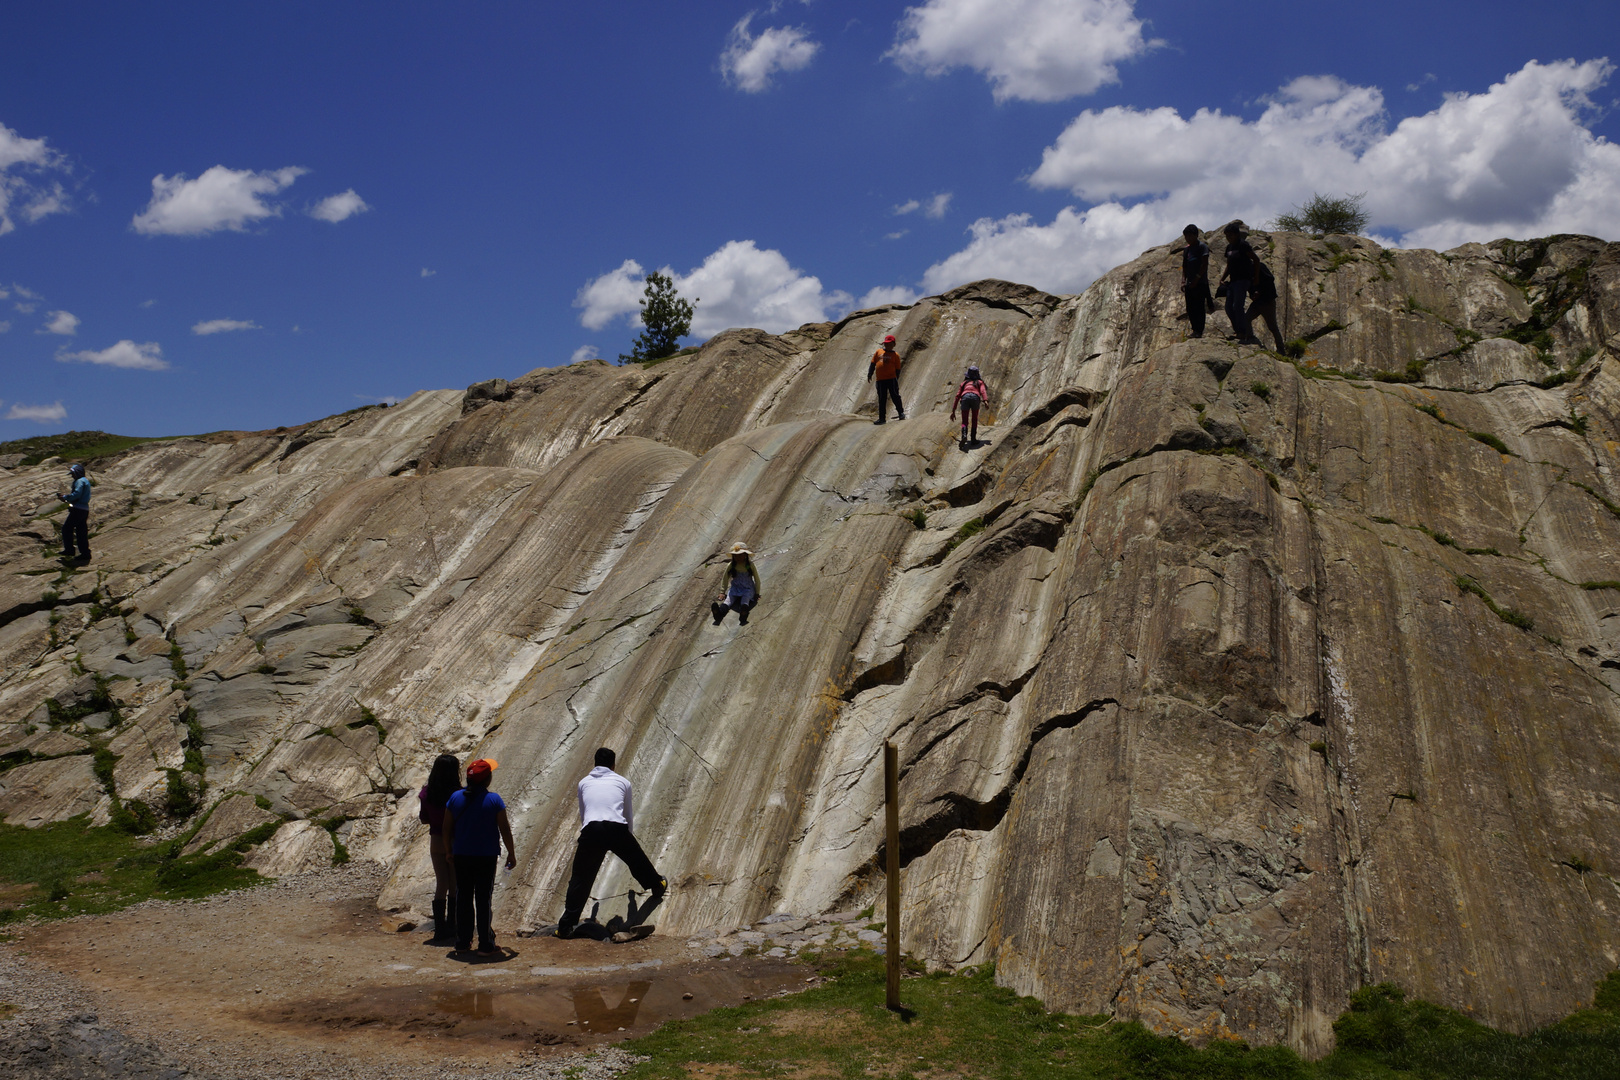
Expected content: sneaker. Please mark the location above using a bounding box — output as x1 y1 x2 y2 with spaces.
650 877 668 900
476 943 499 956
874 419 886 425
711 602 725 625
611 924 655 944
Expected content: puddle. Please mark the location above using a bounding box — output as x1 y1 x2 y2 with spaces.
250 956 809 1051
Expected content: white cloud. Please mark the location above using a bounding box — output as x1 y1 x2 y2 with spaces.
0 121 73 235
56 340 168 370
138 299 157 308
893 193 951 218
858 286 921 308
889 0 1154 103
6 401 67 423
570 344 601 363
309 189 370 223
885 230 909 240
131 165 307 236
192 318 260 335
721 15 820 92
576 241 852 336
354 394 403 405
41 310 79 336
420 267 436 278
923 59 1620 295
0 321 10 333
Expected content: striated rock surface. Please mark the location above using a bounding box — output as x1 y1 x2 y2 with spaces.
3 233 1619 1053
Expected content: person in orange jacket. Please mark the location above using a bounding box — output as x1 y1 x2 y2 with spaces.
866 334 906 424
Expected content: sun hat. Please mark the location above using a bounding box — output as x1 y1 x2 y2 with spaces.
882 334 897 345
728 541 754 557
466 758 497 780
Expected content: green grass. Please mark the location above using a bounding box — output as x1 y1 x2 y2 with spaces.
1468 431 1514 456
1455 575 1535 631
0 815 272 926
945 517 985 552
0 430 177 467
621 953 1620 1080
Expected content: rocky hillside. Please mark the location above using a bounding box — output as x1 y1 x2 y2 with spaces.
2 231 1618 1053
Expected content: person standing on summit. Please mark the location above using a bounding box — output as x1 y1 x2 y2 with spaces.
866 334 906 424
56 463 91 563
1217 222 1261 345
557 748 667 939
1179 224 1214 339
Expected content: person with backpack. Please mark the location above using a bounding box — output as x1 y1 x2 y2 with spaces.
866 334 906 424
1179 225 1215 339
951 365 990 448
711 541 761 626
417 754 462 944
55 463 91 563
556 747 667 940
1217 223 1262 345
442 757 517 955
1246 257 1285 353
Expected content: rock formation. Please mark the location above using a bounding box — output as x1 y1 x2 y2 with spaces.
3 230 1618 1054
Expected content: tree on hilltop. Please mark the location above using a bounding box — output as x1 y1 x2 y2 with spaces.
619 270 697 364
1272 192 1370 236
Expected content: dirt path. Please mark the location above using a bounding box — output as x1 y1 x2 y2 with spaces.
3 863 816 1080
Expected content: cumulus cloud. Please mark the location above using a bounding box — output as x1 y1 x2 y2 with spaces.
569 344 601 364
577 241 852 337
0 121 73 235
721 15 819 92
192 318 260 335
131 165 307 236
56 340 168 370
858 285 921 308
923 59 1620 294
420 267 436 278
40 310 79 336
309 189 370 223
889 0 1154 103
6 401 67 423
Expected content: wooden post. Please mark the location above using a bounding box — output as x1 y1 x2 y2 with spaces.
884 740 901 1011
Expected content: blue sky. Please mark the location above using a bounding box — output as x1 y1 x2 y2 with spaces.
3 0 1617 438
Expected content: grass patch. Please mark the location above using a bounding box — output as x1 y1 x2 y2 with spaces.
1468 431 1514 456
1565 480 1620 520
0 430 176 467
1370 358 1428 384
945 517 985 553
1455 576 1535 631
1249 382 1272 401
620 952 1620 1080
1415 403 1462 429
1580 581 1620 591
905 508 928 530
0 815 269 925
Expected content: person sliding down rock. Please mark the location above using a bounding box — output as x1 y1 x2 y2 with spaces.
556 748 667 941
56 463 91 563
866 334 906 424
711 541 761 626
951 365 990 448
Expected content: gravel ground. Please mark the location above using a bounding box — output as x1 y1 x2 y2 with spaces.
1 863 649 1080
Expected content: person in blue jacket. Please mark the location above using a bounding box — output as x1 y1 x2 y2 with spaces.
56 463 91 563
443 757 517 955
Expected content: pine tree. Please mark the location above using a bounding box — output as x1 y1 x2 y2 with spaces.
619 270 697 364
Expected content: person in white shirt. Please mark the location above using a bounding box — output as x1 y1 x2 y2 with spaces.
556 747 666 938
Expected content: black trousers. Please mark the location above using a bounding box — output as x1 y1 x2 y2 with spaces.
453 854 497 949
1183 281 1212 338
62 507 89 557
560 821 662 927
875 378 904 422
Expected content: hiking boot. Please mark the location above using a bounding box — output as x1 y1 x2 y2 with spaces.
711 601 725 625
650 877 668 900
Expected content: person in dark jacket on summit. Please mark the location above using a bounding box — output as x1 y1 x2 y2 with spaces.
557 747 666 940
1217 223 1262 345
866 334 906 424
1179 224 1214 339
56 463 91 563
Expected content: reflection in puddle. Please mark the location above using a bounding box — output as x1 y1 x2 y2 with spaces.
434 990 498 1018
573 981 651 1032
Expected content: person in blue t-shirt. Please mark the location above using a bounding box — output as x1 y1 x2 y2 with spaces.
443 757 517 955
55 463 92 563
